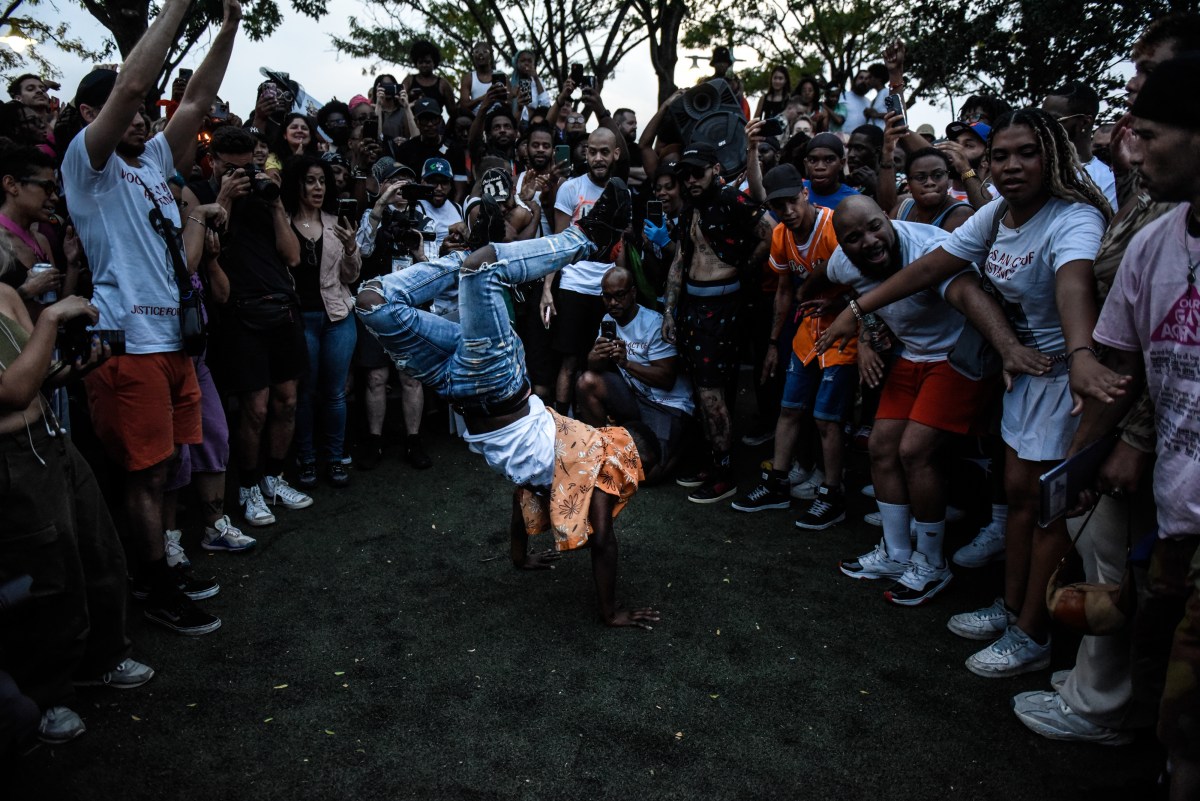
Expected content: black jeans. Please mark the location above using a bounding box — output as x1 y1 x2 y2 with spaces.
0 423 131 708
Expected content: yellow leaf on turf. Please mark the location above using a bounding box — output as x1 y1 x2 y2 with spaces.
273 684 288 689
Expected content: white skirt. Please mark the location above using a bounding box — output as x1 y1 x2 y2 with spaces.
1000 368 1079 462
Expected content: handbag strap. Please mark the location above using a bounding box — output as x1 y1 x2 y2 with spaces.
1055 495 1135 572
0 212 49 262
146 206 193 295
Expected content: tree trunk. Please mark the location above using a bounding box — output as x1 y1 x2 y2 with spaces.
643 0 687 106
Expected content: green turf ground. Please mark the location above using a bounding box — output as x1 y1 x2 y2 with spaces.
7 406 1166 800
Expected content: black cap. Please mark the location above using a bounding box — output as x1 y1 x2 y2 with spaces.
805 132 844 159
413 97 443 119
762 164 806 201
1132 55 1200 130
711 46 733 66
73 68 117 109
945 120 992 144
679 140 720 167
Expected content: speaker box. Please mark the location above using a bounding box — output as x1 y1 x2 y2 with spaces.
668 78 749 176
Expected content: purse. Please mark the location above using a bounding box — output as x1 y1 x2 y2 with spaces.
149 206 207 356
1045 503 1137 636
947 200 1009 381
234 292 297 331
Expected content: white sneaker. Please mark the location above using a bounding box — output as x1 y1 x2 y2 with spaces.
38 706 85 744
790 468 825 500
966 625 1051 678
260 475 313 510
240 485 276 527
884 552 954 606
947 597 1016 640
1050 669 1071 692
788 462 813 486
202 515 257 552
163 529 190 568
839 539 909 581
1011 690 1133 745
953 522 1006 568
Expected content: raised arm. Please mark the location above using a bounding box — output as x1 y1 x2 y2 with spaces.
164 0 242 165
81 0 192 170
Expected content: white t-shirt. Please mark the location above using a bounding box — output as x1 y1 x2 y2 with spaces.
826 221 965 362
1083 158 1118 212
61 131 183 354
554 174 608 295
462 394 556 488
1094 204 1200 538
600 306 694 414
840 91 871 132
941 197 1105 354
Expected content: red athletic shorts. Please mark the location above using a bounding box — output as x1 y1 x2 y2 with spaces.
875 357 998 435
85 351 202 471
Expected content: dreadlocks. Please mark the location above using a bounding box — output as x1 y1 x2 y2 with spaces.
986 108 1113 222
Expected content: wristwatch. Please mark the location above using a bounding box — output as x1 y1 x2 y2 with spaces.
961 169 978 181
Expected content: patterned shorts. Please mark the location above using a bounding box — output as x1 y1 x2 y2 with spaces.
679 294 740 388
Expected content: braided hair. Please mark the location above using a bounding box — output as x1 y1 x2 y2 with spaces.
987 108 1112 222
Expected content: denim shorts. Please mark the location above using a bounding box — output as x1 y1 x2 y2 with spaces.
781 353 856 422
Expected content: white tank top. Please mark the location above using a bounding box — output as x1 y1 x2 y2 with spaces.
470 71 492 106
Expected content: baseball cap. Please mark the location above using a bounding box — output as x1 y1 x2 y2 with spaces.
1132 55 1200 129
413 97 443 119
710 46 733 65
762 164 806 201
805 132 844 159
321 151 350 169
916 123 936 138
679 141 720 167
945 121 992 145
422 157 453 180
372 156 414 184
481 167 513 202
73 68 117 109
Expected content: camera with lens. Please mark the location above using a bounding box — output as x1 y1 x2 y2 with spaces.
55 317 126 367
381 204 435 256
244 163 280 202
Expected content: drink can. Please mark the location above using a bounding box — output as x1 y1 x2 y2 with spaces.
30 263 56 304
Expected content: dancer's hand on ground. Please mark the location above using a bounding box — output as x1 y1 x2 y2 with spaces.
517 549 560 570
605 607 660 630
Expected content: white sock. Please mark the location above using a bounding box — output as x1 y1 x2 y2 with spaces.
991 504 1009 531
878 501 913 562
915 519 946 565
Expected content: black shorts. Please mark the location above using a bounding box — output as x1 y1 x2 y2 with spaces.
550 288 605 359
513 282 558 388
599 371 686 465
222 314 309 394
679 293 741 388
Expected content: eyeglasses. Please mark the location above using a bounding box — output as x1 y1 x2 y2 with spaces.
566 116 585 124
909 170 948 183
19 178 57 195
1048 112 1088 125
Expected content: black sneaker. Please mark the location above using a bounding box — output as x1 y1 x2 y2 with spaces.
468 193 506 249
730 467 790 512
675 468 710 488
576 178 631 256
296 461 318 489
131 565 220 602
794 485 846 530
405 436 432 470
357 435 384 471
327 462 351 488
143 592 222 636
688 477 737 504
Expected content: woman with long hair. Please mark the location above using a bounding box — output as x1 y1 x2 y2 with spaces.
755 66 791 121
0 145 78 312
817 108 1122 678
265 112 320 183
280 155 361 488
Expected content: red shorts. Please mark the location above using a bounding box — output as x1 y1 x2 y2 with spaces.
85 352 202 472
875 357 998 435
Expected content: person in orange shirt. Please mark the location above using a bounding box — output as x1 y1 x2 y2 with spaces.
731 164 857 529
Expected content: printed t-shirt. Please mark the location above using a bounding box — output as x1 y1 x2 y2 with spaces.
1094 204 1200 538
599 306 694 415
941 197 1105 355
62 130 183 354
825 221 965 362
768 205 856 367
554 174 608 295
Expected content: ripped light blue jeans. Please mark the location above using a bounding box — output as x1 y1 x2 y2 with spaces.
355 226 594 414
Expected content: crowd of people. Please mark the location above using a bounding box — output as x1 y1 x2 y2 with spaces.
0 1 1198 795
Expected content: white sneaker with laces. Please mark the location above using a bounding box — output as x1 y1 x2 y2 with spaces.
790 468 826 500
240 485 276 527
966 625 1051 677
953 522 1006 568
947 597 1016 640
75 658 155 689
884 552 954 606
202 515 257 552
839 539 909 580
1011 690 1133 745
164 529 189 568
260 474 313 510
38 706 85 743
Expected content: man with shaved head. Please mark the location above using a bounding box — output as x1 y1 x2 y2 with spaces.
543 127 626 413
829 196 1045 605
